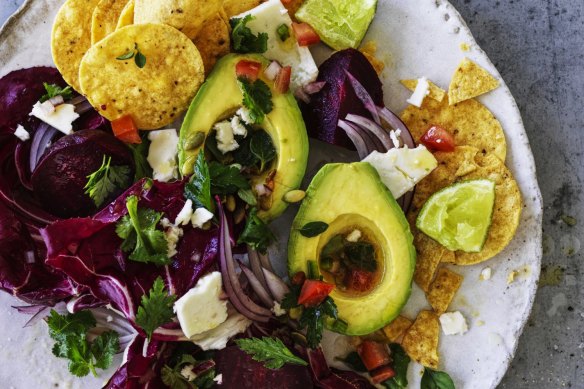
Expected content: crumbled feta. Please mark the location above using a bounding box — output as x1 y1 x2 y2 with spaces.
214 374 223 385
231 115 248 137
346 229 362 242
14 125 30 141
191 310 252 350
175 199 194 226
192 207 214 229
147 129 179 182
174 272 229 338
180 364 197 381
406 77 430 107
480 267 492 281
237 107 254 125
164 222 184 258
272 302 286 316
214 121 239 154
30 102 79 135
439 311 468 335
389 129 402 149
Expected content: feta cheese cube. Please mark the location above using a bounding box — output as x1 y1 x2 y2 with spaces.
407 77 430 107
147 129 179 182
192 208 214 229
30 102 79 135
190 310 252 350
175 199 194 226
14 125 30 141
439 311 468 335
214 121 239 154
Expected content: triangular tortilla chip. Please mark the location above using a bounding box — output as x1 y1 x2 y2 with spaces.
383 315 413 343
448 58 499 104
402 310 440 369
401 79 446 102
427 267 463 314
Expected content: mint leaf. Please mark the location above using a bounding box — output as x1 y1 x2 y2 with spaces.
230 15 268 53
135 276 176 340
84 155 132 208
421 368 455 389
236 337 308 369
209 162 250 195
237 188 257 206
185 152 212 210
249 130 276 172
237 207 274 253
238 78 273 124
40 83 73 103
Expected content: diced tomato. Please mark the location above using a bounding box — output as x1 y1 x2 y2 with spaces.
420 124 455 152
111 115 141 144
297 279 335 307
236 60 262 81
274 66 292 93
370 365 397 384
292 22 321 46
357 341 392 371
345 269 375 292
291 271 306 286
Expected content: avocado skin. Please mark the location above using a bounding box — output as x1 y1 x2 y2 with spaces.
178 54 309 222
288 162 416 335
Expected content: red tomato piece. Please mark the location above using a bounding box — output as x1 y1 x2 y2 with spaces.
345 269 375 292
274 66 292 93
111 115 141 144
292 22 321 46
357 341 392 371
236 60 262 81
297 279 335 307
291 271 306 286
370 365 397 384
420 124 456 152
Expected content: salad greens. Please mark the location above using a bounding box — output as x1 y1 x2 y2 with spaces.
235 337 308 369
249 130 277 172
40 82 73 102
135 277 176 340
161 351 216 389
128 134 153 181
237 207 275 253
185 153 213 211
382 344 411 389
84 155 131 207
238 78 273 124
230 15 268 54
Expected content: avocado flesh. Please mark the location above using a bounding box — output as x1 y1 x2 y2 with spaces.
178 54 309 222
288 162 416 335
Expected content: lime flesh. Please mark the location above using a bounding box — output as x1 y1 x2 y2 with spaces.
295 0 378 50
416 179 496 253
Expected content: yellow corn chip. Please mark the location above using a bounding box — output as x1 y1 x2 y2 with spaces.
382 316 413 343
427 268 463 314
91 0 129 44
223 0 261 17
360 41 385 75
448 57 500 105
193 10 230 75
401 79 446 102
402 310 440 369
116 0 134 30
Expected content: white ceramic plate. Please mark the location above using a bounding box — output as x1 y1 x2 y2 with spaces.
0 1 543 388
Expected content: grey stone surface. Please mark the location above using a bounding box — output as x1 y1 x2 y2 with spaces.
1 0 582 388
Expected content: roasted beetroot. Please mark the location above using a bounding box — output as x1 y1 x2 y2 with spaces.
31 129 135 217
302 49 384 150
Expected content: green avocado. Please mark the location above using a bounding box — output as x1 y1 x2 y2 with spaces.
288 162 416 336
178 54 309 222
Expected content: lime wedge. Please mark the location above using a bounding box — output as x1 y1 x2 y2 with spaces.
416 179 496 253
295 0 378 50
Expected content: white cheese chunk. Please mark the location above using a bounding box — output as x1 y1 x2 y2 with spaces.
174 272 229 338
191 310 252 350
147 129 179 182
192 208 214 229
231 115 248 137
213 374 223 385
406 77 430 107
363 145 438 199
439 311 469 335
235 0 318 91
14 125 30 141
175 199 194 226
480 267 492 281
346 229 362 242
272 302 286 317
214 121 239 154
237 107 254 125
29 102 79 135
162 217 184 258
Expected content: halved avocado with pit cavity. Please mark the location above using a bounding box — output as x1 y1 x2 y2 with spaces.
288 162 416 335
178 54 309 222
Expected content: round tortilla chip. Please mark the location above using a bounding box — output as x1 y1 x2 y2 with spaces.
401 96 507 162
91 0 129 44
410 146 522 265
116 0 134 30
79 23 205 130
193 10 230 75
223 0 261 17
51 0 101 92
134 0 222 39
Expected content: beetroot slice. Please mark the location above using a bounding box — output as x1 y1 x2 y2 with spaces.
302 49 384 150
31 129 135 218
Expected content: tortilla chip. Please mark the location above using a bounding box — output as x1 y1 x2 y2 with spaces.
224 0 261 17
411 146 522 265
134 0 222 39
382 316 413 343
448 58 500 105
193 10 230 75
402 310 440 369
360 41 384 75
51 0 101 92
91 0 128 44
401 96 507 162
427 268 463 314
401 79 446 102
410 232 442 292
116 0 134 29
79 23 205 130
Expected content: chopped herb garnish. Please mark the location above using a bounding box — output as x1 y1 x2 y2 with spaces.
184 152 213 211
47 310 119 377
230 15 268 53
127 134 153 181
115 195 170 266
235 337 308 369
420 368 455 389
238 77 273 124
277 24 290 41
135 277 176 340
84 155 132 207
116 43 146 68
40 82 73 103
238 207 275 253
382 344 410 389
298 221 329 237
250 130 276 172
209 161 250 195
299 296 338 348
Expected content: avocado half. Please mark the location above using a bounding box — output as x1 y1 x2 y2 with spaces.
178 54 309 221
288 162 416 336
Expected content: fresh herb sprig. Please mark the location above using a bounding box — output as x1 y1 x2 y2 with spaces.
249 130 276 172
238 78 273 124
47 310 119 377
185 153 213 211
235 337 308 369
116 43 147 68
128 134 153 181
230 15 268 53
238 207 275 253
84 155 131 207
299 296 338 348
40 82 73 103
135 277 176 340
382 344 411 389
421 368 455 389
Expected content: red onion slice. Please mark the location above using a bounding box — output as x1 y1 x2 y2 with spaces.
247 247 271 297
345 114 394 151
377 106 416 148
261 268 290 303
258 251 275 273
338 120 370 159
29 123 58 172
345 71 381 125
238 261 274 308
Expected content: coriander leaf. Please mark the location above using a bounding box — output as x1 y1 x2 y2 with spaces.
128 135 152 181
250 130 276 172
382 344 410 389
161 366 193 389
237 207 275 253
92 331 120 370
299 296 338 349
421 368 455 389
298 221 329 238
209 162 250 195
136 276 176 340
235 337 308 369
238 188 257 206
47 310 96 340
336 351 367 373
185 153 212 210
40 82 73 103
238 78 273 124
84 155 132 208
69 360 92 378
230 15 268 53
280 284 301 310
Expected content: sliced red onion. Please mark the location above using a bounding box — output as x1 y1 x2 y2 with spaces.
345 114 394 151
304 81 326 95
262 268 290 303
29 123 58 172
247 246 271 297
377 106 416 148
350 121 385 153
48 95 64 106
345 71 381 125
238 261 274 308
264 60 282 81
258 251 274 273
69 95 86 105
294 87 311 104
337 120 372 159
74 100 94 115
